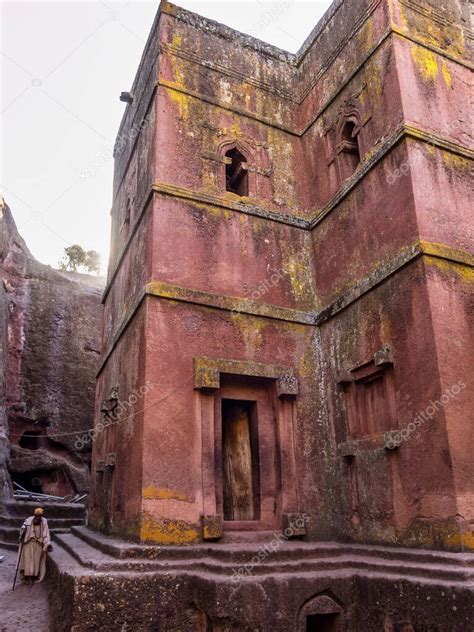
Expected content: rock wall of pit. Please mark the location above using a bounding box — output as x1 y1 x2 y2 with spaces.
0 196 104 498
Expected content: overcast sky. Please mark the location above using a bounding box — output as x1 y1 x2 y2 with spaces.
1 0 332 273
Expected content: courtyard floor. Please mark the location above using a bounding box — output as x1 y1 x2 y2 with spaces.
0 546 50 631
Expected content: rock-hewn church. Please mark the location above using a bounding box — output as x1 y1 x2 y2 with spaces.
8 0 474 629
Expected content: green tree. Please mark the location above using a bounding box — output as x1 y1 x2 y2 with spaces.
58 245 101 275
59 244 86 272
84 250 101 275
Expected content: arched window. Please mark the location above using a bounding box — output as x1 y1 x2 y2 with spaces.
298 594 344 632
341 121 359 152
340 120 361 171
225 148 248 197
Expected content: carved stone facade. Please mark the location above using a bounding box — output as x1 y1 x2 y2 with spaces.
50 0 473 629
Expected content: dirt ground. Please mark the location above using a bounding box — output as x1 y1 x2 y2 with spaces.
0 546 50 631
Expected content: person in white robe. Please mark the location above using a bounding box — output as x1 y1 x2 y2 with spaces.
18 507 52 584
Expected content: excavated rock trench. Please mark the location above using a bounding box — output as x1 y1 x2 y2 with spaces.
1 197 104 501
0 195 102 630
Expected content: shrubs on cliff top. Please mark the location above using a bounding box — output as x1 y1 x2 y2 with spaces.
58 244 101 275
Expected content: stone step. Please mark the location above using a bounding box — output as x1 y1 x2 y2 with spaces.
0 524 74 544
220 530 281 543
71 525 474 569
48 542 474 632
1 499 86 519
0 500 86 550
54 530 474 584
0 539 18 551
0 514 83 529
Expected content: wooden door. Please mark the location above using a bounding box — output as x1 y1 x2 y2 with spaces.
222 400 257 521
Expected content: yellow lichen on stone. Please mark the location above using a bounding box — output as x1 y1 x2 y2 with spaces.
223 120 241 139
171 32 182 48
396 0 463 55
424 256 474 283
140 513 200 544
298 344 316 379
283 254 308 301
242 83 252 110
393 0 408 29
425 142 436 156
358 16 374 54
411 45 438 82
441 151 470 171
423 19 464 57
364 55 382 100
167 87 190 121
202 165 216 191
443 531 474 551
165 40 191 120
266 127 298 209
280 244 315 306
441 59 452 89
142 485 189 502
231 312 265 356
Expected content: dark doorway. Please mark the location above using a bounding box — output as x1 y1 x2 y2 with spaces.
12 471 44 494
19 431 42 450
222 399 259 520
306 613 340 632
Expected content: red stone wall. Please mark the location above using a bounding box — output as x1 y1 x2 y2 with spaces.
91 0 473 549
89 304 147 534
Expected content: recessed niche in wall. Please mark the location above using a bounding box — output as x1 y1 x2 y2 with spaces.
341 357 397 439
338 119 361 176
306 613 340 632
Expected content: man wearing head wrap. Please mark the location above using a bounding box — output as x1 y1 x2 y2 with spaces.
17 507 52 584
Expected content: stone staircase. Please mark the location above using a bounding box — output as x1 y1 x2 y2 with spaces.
48 526 474 631
0 499 86 550
52 524 474 583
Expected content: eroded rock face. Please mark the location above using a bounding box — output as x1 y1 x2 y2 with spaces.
0 197 104 497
